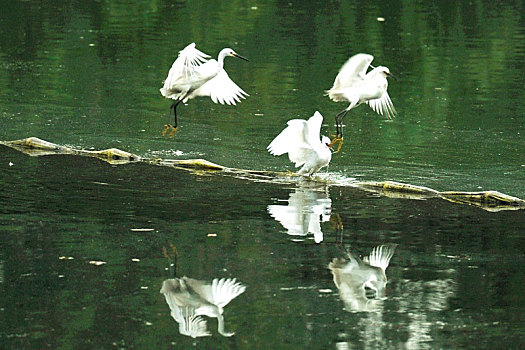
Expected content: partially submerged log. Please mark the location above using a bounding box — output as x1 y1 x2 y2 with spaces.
355 181 440 200
2 137 524 212
439 191 525 212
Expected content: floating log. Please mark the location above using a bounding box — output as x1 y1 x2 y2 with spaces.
355 181 440 200
2 137 524 212
439 191 525 212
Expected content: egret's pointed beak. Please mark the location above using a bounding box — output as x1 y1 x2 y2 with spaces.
387 72 397 81
232 53 249 61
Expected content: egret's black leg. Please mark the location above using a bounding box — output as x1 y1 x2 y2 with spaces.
163 100 183 137
329 108 349 153
169 100 183 128
335 109 349 138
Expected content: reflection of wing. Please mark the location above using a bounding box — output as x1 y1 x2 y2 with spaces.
268 204 305 236
329 257 383 312
176 311 211 338
193 69 249 105
210 278 247 308
308 196 331 243
268 189 331 243
160 279 212 338
366 91 397 119
363 244 397 271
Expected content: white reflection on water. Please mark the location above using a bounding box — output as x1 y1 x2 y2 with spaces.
160 277 246 338
267 185 331 243
397 276 457 349
329 244 397 312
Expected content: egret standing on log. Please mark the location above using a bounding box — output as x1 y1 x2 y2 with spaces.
326 53 397 151
160 43 249 137
267 111 332 176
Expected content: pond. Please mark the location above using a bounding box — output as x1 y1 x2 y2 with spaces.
1 1 524 349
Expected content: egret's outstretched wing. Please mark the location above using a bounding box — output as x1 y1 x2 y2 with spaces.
305 111 324 147
174 43 210 79
366 91 397 119
160 43 211 98
193 69 248 105
363 244 397 271
332 53 374 90
209 278 246 308
267 119 313 167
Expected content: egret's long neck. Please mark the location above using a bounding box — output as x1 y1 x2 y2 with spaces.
217 50 228 69
367 66 387 79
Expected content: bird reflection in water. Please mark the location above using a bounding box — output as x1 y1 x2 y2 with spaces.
160 244 246 338
268 186 332 243
329 244 397 312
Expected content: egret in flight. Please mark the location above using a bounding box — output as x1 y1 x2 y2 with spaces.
160 43 249 137
326 53 396 150
267 111 332 176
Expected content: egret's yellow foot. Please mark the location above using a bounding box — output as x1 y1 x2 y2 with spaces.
161 124 171 136
329 136 344 153
162 124 179 138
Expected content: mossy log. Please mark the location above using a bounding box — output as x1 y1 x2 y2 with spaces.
355 181 440 200
439 191 525 212
2 137 524 212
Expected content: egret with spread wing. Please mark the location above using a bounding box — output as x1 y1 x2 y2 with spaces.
160 43 249 137
267 111 332 176
326 53 396 150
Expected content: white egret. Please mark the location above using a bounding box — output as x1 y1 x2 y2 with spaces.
160 42 249 137
267 111 332 176
326 53 397 147
329 244 397 312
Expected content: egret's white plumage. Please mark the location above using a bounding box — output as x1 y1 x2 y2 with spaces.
327 53 396 137
267 111 332 176
160 43 248 134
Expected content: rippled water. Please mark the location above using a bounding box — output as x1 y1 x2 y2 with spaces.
1 1 524 349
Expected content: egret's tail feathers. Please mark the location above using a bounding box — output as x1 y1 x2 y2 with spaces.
325 88 346 102
159 87 187 101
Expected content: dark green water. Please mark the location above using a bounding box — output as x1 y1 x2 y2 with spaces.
1 1 524 349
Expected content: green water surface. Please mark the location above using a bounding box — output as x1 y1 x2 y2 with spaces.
1 1 524 349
